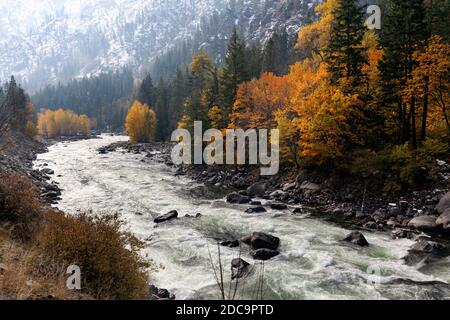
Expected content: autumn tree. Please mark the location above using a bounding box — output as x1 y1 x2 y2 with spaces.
37 109 92 138
403 35 450 142
230 72 293 130
296 0 337 59
125 101 157 144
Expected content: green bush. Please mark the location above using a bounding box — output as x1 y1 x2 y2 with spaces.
350 138 447 196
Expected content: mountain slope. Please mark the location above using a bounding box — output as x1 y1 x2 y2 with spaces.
0 0 318 90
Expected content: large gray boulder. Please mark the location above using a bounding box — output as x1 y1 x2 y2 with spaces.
436 192 450 214
436 209 450 231
408 215 438 232
246 182 267 198
250 232 280 250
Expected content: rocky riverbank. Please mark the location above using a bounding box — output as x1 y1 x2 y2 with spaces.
98 140 450 270
0 132 102 205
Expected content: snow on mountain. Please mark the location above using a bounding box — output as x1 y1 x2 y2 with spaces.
0 0 318 90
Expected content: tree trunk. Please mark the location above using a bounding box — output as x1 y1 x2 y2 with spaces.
411 97 418 150
420 82 429 141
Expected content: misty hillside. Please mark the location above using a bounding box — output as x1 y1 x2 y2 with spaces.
0 0 318 91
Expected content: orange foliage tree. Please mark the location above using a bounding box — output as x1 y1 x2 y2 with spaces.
230 72 293 129
403 35 450 141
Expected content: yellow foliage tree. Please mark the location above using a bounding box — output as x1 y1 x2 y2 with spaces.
37 109 92 138
296 0 337 59
276 58 364 166
125 100 157 144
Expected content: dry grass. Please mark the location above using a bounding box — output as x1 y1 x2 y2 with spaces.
0 229 88 300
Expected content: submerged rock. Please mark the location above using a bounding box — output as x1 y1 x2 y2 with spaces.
251 249 280 260
154 210 178 223
271 203 288 210
220 240 240 248
245 206 267 214
342 231 369 247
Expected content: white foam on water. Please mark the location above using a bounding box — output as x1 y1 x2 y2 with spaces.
34 134 450 300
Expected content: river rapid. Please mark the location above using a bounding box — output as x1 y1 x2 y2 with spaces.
34 135 450 300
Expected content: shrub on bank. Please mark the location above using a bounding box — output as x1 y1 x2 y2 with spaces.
0 172 43 242
350 139 449 195
0 172 150 300
37 211 150 300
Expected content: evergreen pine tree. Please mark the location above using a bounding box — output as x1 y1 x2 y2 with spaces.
221 29 249 118
138 74 155 107
325 0 367 86
378 0 427 147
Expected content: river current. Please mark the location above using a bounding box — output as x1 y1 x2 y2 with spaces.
34 135 450 300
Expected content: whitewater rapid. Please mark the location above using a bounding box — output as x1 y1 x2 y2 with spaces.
34 135 450 300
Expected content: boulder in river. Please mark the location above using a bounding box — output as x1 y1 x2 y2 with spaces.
271 203 288 210
251 249 280 261
250 232 280 250
408 215 438 232
403 240 447 266
246 182 267 198
342 231 369 247
250 200 262 206
436 192 450 214
149 285 175 300
226 192 251 204
409 240 446 255
231 258 250 280
245 206 267 214
154 210 178 224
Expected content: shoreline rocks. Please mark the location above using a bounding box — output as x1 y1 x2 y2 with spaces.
408 216 438 233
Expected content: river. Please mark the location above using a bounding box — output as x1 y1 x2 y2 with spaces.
34 135 450 300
